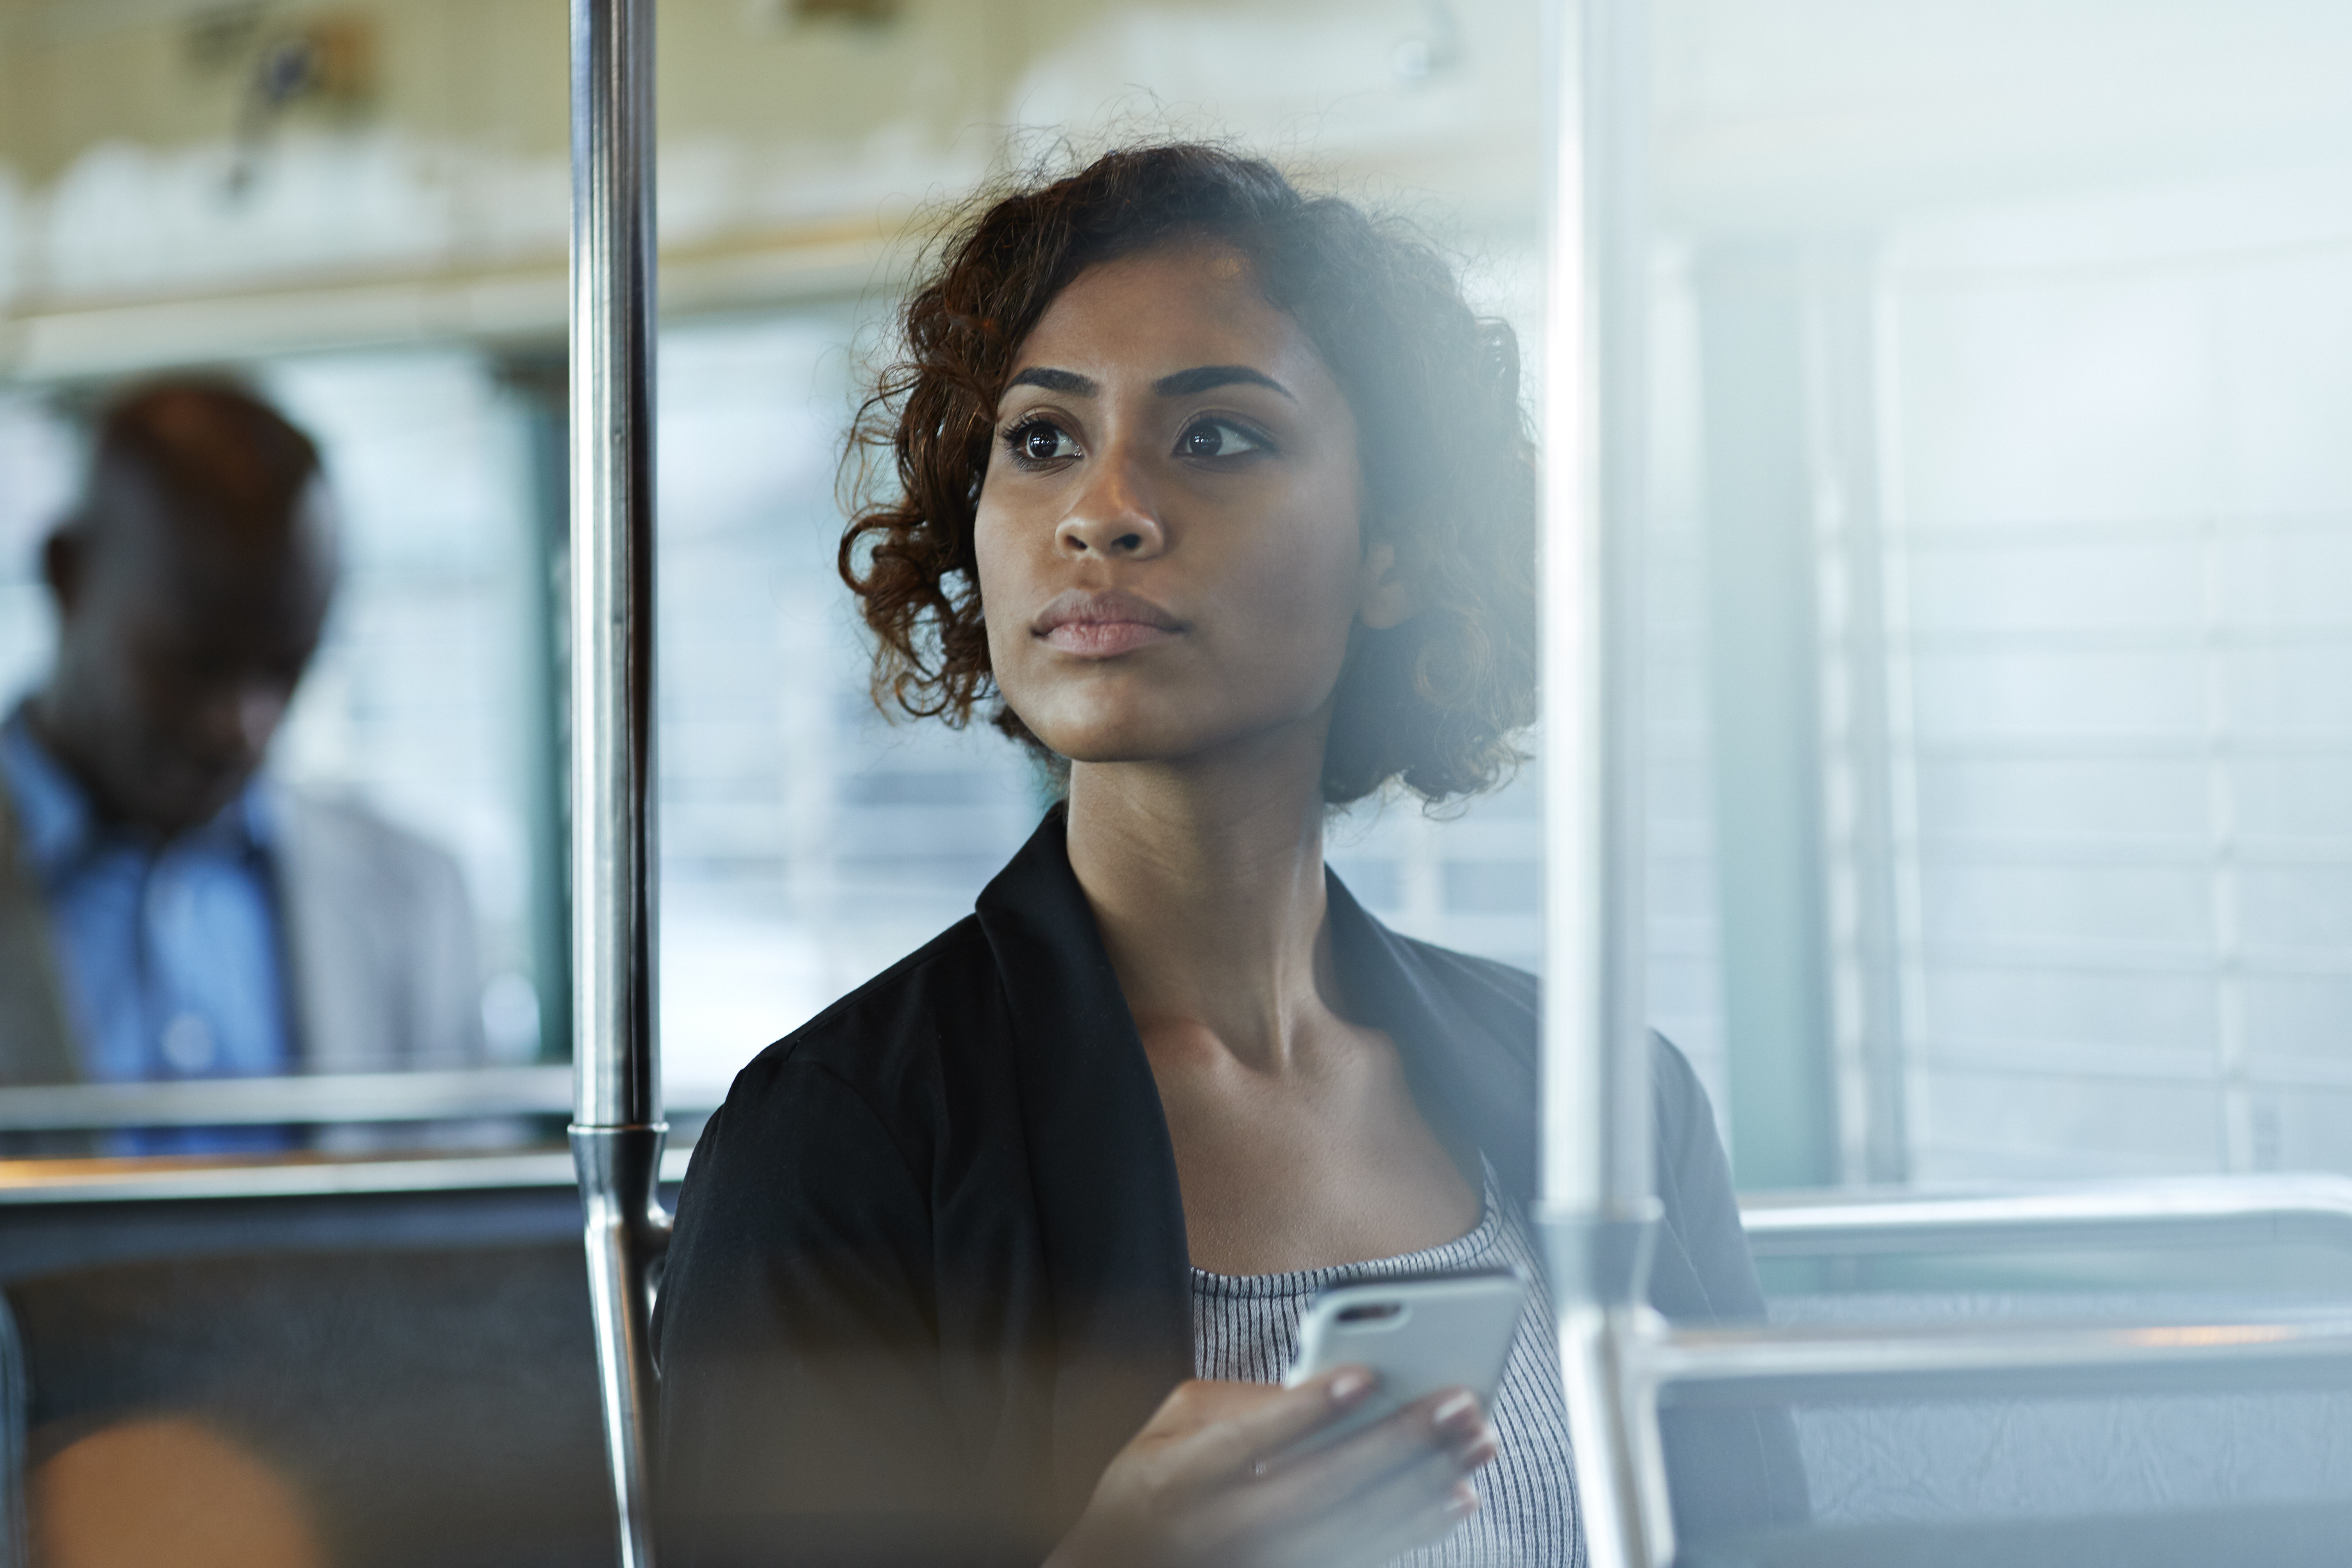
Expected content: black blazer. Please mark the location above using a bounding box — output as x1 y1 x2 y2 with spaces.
655 811 1806 1566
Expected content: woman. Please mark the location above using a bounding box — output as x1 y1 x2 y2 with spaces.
654 144 1806 1568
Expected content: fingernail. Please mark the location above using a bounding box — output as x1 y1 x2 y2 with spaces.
1331 1368 1374 1404
1462 1437 1500 1470
1451 1482 1481 1516
1431 1391 1479 1431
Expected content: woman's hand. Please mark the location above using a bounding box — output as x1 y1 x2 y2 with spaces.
1045 1370 1498 1568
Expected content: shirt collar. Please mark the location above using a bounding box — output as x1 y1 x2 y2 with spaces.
0 701 273 881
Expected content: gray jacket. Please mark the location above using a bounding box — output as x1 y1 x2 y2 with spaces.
0 783 486 1090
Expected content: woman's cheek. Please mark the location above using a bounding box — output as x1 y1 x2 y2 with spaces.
1257 504 1365 688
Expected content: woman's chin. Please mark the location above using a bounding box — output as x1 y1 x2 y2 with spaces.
1019 708 1226 769
1026 710 1333 777
1036 729 1203 769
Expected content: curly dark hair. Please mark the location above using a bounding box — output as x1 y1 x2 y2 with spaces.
839 143 1537 805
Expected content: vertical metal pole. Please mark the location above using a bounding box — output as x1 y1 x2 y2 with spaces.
568 0 670 1564
1537 0 1672 1565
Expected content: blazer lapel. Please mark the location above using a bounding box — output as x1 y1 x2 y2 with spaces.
973 810 1195 1523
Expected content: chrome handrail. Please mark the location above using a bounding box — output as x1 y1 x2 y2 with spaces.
1739 1175 2352 1258
1537 0 1671 1563
567 0 669 1563
0 1146 697 1205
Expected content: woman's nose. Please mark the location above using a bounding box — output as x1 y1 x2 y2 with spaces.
1054 451 1166 560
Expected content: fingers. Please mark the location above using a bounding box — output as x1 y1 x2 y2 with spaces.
1271 1393 1492 1568
1222 1387 1490 1565
1269 1423 1485 1568
1293 1477 1482 1567
1252 1386 1490 1512
1066 1378 1497 1568
1166 1368 1379 1479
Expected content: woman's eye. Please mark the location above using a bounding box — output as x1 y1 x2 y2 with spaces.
1179 420 1265 460
1009 420 1080 464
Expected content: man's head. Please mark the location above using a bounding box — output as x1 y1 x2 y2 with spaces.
36 381 337 837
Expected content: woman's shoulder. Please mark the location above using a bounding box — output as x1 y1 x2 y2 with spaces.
1386 932 1542 1016
1330 887 1540 1058
1363 921 1711 1135
714 912 1011 1131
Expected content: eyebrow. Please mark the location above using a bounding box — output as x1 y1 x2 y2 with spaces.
1152 365 1296 401
1006 367 1097 396
1002 365 1297 402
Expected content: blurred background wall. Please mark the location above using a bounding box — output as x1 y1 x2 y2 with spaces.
0 0 2348 1189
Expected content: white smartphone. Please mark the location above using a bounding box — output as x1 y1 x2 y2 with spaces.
1281 1269 1529 1455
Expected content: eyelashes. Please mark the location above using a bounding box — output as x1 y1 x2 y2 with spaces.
998 413 1276 472
1004 416 1082 468
1177 418 1268 459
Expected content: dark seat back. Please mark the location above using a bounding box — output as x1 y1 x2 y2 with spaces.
6 1244 614 1568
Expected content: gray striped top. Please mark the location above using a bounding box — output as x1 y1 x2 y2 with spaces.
1191 1161 1581 1567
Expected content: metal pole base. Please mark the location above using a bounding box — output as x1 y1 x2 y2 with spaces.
572 1122 673 1568
1539 1205 1674 1568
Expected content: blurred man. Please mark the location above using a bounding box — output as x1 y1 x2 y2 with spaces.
0 381 486 1151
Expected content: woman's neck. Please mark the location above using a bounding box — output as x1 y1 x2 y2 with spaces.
1064 732 1337 1076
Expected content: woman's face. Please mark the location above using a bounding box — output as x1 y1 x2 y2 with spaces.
973 241 1409 772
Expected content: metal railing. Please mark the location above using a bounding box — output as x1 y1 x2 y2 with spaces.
0 1146 697 1206
1535 1169 2352 1564
1642 1309 2352 1408
1536 0 1667 1559
0 1068 579 1132
1740 1174 2352 1259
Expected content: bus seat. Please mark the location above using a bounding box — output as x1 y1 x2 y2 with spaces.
2 1244 613 1568
1767 1291 2352 1524
1672 1287 2352 1567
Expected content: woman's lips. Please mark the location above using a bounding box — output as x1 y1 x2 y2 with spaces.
1042 620 1178 656
1032 590 1183 658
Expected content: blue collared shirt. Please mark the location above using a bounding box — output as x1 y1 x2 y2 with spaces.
1 705 295 1153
